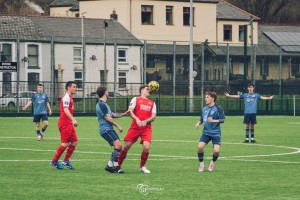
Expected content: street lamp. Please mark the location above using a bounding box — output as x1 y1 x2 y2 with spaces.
103 20 108 85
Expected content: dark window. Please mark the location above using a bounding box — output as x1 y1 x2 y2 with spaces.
291 58 300 76
260 58 269 76
223 25 232 41
118 49 127 63
28 73 39 91
239 25 244 41
183 7 194 26
166 56 173 74
74 71 83 89
1 43 12 62
118 72 127 88
147 56 155 68
166 6 173 25
28 45 39 69
141 5 153 25
2 72 12 94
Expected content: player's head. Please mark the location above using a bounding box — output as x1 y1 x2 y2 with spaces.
36 84 43 93
247 83 255 93
140 84 150 97
65 81 77 94
96 86 108 98
205 91 217 103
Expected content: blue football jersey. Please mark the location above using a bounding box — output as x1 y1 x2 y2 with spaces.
240 93 261 114
96 100 114 134
32 93 49 115
200 104 225 136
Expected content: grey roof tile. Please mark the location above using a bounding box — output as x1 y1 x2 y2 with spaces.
0 15 142 45
50 0 78 7
217 0 259 21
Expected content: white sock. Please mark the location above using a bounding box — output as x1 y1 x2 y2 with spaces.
200 162 204 166
108 160 113 167
113 161 119 167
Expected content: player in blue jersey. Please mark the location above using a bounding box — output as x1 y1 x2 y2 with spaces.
195 91 225 172
224 83 274 143
96 86 129 173
23 84 52 141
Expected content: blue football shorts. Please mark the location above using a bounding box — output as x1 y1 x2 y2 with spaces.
243 114 257 125
199 134 221 145
33 114 48 122
101 130 120 146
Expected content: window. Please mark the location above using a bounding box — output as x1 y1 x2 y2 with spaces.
28 73 39 91
1 43 12 62
118 72 127 88
28 44 39 69
183 7 194 26
291 58 299 76
166 56 173 74
147 56 155 68
141 5 153 25
166 6 173 25
73 47 82 63
74 71 83 89
223 25 232 41
260 58 269 76
239 25 244 41
118 49 127 63
2 72 12 94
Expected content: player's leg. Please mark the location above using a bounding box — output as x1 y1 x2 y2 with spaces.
198 134 209 172
140 141 151 173
243 114 251 143
50 126 70 169
118 128 139 167
62 127 78 169
33 115 42 141
40 114 49 140
111 139 124 173
208 143 220 172
250 114 257 143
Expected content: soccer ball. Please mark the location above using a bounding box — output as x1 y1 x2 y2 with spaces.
148 81 159 92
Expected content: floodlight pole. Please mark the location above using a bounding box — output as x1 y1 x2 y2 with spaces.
189 0 194 112
81 12 86 113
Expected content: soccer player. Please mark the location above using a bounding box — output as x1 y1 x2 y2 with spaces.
95 86 129 173
224 83 274 143
22 84 52 141
118 85 157 174
195 91 225 172
50 81 78 170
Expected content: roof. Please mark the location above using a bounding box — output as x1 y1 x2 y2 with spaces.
217 0 260 21
0 15 142 45
50 0 78 7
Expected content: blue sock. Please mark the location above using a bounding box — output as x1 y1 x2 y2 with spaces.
198 152 204 162
251 129 254 140
245 129 249 140
36 130 41 135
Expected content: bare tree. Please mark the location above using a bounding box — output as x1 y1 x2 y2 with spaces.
226 0 299 23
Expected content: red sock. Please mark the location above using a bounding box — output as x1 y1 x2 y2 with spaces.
140 151 149 168
118 150 127 166
52 145 66 163
64 145 76 162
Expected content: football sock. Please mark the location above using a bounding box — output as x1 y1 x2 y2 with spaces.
111 148 120 166
118 150 127 166
245 129 249 140
140 151 149 168
251 129 255 140
198 152 204 162
107 160 113 167
52 145 66 163
64 144 76 162
212 153 219 162
41 128 46 133
36 130 41 135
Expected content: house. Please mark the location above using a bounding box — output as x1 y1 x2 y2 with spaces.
0 15 143 97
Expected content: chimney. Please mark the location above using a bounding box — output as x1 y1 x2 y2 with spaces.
110 9 118 21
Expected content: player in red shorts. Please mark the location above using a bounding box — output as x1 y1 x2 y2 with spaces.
118 85 157 173
50 81 78 170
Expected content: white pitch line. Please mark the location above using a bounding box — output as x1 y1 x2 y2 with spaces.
220 158 300 164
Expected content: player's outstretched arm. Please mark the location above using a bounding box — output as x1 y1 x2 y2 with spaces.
112 110 130 118
260 95 274 100
224 92 240 99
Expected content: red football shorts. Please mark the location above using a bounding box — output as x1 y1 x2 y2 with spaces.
58 124 78 143
124 127 152 144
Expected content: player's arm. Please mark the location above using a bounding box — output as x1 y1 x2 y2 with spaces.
224 92 240 98
104 114 123 132
195 110 203 129
22 100 33 110
208 106 225 123
260 95 274 100
46 102 52 115
64 108 77 127
112 110 130 118
143 112 156 124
